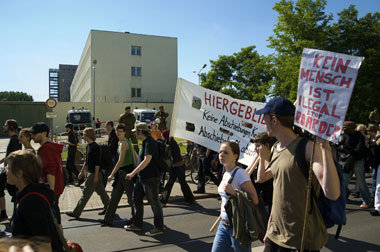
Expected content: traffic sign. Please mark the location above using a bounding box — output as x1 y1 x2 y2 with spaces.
46 112 57 118
45 98 57 109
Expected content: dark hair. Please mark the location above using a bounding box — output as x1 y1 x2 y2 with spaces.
125 106 131 110
159 106 164 109
269 113 294 129
7 150 43 185
367 125 377 133
252 132 277 149
139 130 151 137
116 123 126 132
65 123 74 130
221 141 240 164
106 121 114 127
19 128 32 140
5 119 18 132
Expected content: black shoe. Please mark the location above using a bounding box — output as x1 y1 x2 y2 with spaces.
75 179 84 187
193 189 205 194
98 209 106 215
184 200 196 206
370 210 380 216
65 211 79 219
124 218 134 226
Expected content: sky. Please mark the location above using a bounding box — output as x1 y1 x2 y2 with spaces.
0 0 378 101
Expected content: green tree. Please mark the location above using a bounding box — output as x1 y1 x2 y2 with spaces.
0 91 33 101
201 46 273 102
327 6 380 123
268 0 332 101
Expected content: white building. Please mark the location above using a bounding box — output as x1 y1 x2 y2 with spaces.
71 30 178 103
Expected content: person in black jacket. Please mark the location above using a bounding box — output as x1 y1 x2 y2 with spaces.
7 150 63 252
160 130 195 206
64 123 79 185
337 121 372 208
0 119 22 222
103 121 119 187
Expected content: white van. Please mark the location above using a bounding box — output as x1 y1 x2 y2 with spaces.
133 109 157 125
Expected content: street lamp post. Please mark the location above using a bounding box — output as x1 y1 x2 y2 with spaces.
92 59 97 128
197 64 207 85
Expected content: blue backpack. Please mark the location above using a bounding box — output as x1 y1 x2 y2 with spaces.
295 137 346 239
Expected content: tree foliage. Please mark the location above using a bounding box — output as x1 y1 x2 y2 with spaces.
201 0 379 123
201 46 273 102
0 91 33 101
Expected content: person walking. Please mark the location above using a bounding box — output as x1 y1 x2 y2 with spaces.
160 130 195 206
124 123 164 236
7 150 63 252
18 129 35 153
103 121 119 187
211 141 259 252
30 122 65 231
0 119 22 222
337 121 372 208
101 123 135 226
254 97 340 251
64 123 79 185
119 106 138 152
65 127 110 219
367 125 380 216
193 145 220 194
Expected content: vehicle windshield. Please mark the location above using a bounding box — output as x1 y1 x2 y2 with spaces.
69 113 91 123
141 112 155 122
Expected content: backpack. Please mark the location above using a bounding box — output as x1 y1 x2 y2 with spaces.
295 137 347 239
99 144 113 171
155 139 170 173
19 192 81 252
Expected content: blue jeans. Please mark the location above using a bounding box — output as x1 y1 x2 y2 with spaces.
343 159 371 204
211 221 250 252
372 166 377 197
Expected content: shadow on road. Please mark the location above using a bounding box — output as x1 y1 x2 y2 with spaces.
325 234 380 252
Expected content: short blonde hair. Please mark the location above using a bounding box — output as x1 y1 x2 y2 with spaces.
6 150 42 185
356 124 366 132
83 127 96 141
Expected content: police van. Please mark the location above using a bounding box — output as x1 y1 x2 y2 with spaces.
133 109 157 125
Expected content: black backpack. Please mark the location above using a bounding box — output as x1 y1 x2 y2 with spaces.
99 144 113 171
155 139 170 173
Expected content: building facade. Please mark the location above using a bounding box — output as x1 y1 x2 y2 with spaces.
49 65 77 101
48 68 59 100
58 64 77 101
70 30 178 103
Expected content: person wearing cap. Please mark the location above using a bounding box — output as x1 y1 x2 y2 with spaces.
65 127 110 219
119 106 139 153
254 97 340 251
154 106 169 131
366 125 380 217
150 121 162 140
0 119 22 222
30 122 65 230
337 121 372 208
160 130 195 206
125 123 164 236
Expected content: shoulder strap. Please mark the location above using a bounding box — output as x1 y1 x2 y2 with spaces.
295 137 309 179
19 192 50 206
228 168 240 184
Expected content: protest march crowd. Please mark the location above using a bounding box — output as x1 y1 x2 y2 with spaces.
0 97 379 252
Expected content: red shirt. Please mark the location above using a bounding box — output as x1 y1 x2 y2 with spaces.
37 142 64 195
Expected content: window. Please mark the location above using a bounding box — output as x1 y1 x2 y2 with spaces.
137 88 141 97
131 88 136 97
131 88 141 98
131 46 141 55
131 67 142 76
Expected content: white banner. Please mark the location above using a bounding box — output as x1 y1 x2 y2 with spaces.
170 78 266 166
295 48 364 143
